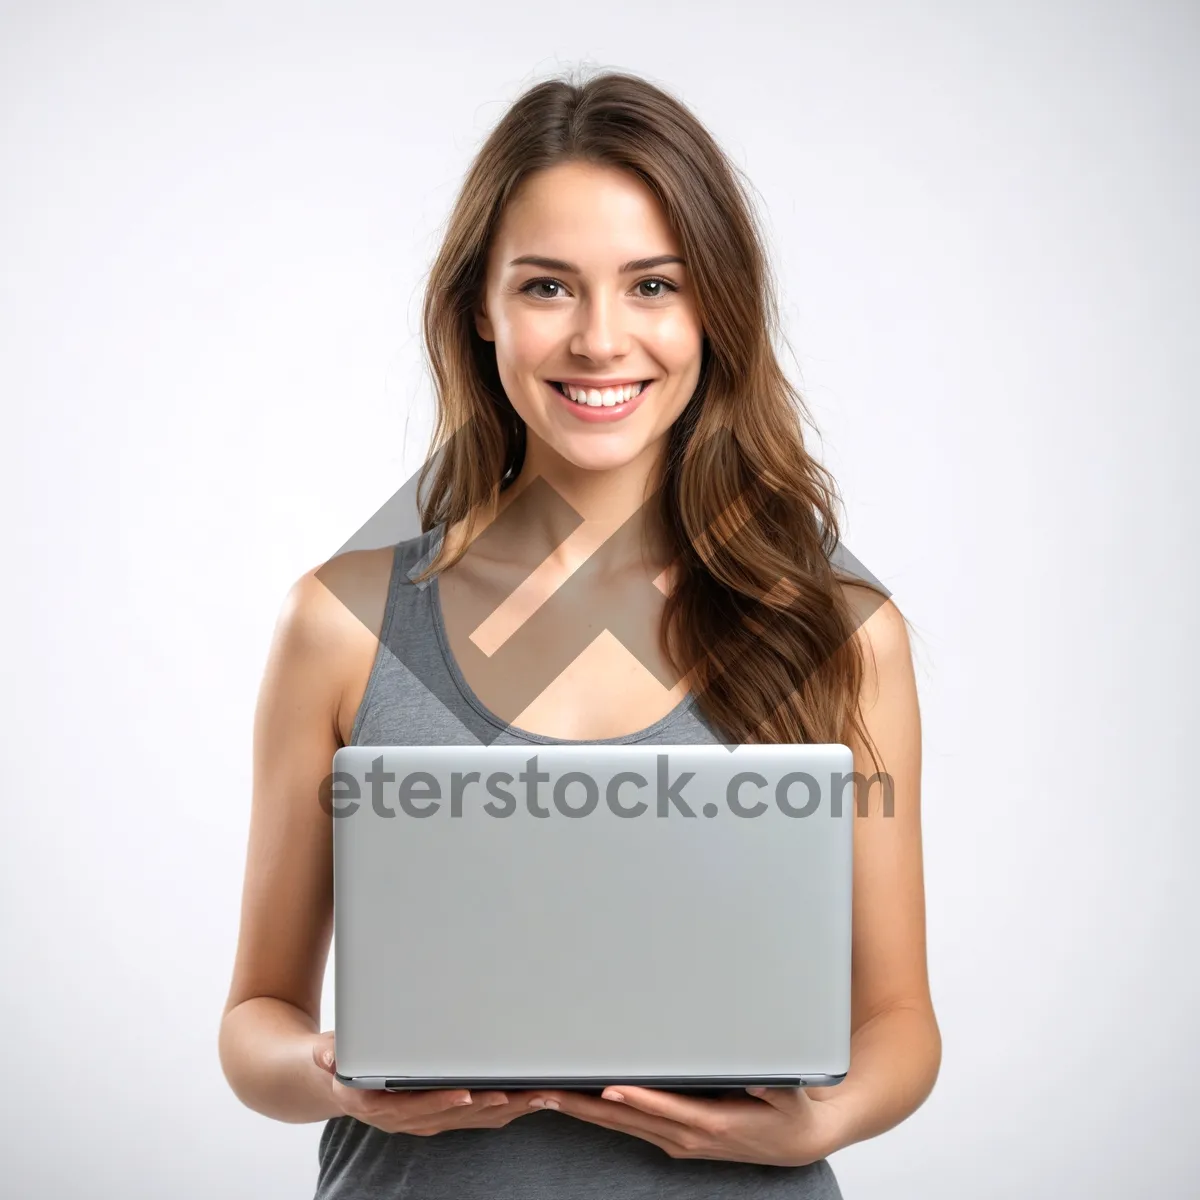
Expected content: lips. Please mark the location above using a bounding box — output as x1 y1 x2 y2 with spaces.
545 377 654 421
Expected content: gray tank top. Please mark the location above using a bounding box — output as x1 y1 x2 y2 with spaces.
316 525 843 1199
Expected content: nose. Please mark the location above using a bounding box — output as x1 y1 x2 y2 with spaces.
569 289 631 362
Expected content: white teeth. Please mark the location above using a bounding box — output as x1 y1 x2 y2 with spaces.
560 381 646 406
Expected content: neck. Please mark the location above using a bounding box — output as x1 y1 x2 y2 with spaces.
465 437 675 579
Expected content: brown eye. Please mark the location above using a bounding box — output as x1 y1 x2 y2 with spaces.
519 278 565 299
636 277 679 299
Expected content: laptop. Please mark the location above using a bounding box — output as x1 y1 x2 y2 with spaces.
330 742 853 1093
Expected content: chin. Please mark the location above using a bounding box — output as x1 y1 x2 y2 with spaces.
554 439 646 474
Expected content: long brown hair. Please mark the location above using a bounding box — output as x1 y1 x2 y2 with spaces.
411 67 899 778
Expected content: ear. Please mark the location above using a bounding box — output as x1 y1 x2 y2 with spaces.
473 297 495 343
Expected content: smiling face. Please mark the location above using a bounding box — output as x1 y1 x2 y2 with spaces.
473 160 705 482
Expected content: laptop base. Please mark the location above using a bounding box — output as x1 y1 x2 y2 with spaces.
337 1072 847 1092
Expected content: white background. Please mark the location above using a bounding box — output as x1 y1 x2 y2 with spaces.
1 1 1196 1196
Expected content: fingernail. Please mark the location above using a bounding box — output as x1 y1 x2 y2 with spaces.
453 1095 473 1106
323 1050 334 1067
528 1098 559 1110
602 1089 625 1102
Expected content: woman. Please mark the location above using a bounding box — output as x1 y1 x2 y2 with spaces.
218 68 941 1199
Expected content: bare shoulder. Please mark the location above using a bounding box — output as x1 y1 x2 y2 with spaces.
838 582 912 668
253 547 399 750
268 545 387 644
284 546 397 742
309 545 396 636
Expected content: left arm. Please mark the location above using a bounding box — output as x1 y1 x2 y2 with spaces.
807 591 942 1153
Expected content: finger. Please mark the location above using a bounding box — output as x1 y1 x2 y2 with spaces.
591 1086 748 1135
404 1094 522 1133
403 1088 485 1114
530 1091 696 1146
311 1033 336 1075
358 1087 482 1118
744 1085 813 1112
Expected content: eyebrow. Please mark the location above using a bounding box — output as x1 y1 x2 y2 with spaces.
508 254 686 274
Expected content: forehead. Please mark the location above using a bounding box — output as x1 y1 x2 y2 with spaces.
492 162 679 262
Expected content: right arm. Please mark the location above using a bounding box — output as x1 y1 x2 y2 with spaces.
217 565 353 1123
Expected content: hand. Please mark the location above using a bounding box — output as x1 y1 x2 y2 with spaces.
523 1083 843 1166
311 1031 536 1136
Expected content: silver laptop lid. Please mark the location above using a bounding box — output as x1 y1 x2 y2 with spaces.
331 743 853 1090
